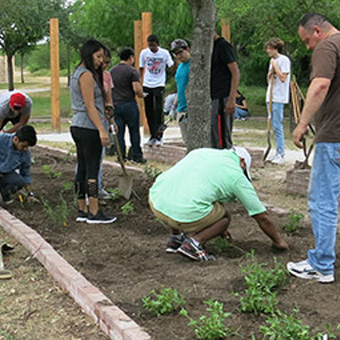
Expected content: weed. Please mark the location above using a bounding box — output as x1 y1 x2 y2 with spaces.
41 193 75 228
63 181 73 191
181 299 234 340
144 164 162 181
283 210 304 233
234 251 287 314
107 188 122 201
211 237 233 253
42 164 62 179
142 288 186 317
121 201 134 215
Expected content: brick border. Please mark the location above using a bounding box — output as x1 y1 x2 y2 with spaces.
0 207 151 340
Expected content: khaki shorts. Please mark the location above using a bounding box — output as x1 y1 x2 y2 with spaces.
149 198 226 233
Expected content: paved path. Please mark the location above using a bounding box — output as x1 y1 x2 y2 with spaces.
38 125 311 165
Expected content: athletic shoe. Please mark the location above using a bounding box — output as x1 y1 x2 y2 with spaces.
287 260 335 283
86 211 117 224
146 138 156 147
1 193 13 205
155 138 163 147
76 210 88 222
271 155 285 165
177 238 216 261
98 188 111 200
266 153 276 162
166 233 186 253
130 157 147 164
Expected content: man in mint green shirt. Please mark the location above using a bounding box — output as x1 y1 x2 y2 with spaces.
149 147 288 261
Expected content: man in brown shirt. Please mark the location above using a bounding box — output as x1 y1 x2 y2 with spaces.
287 13 340 283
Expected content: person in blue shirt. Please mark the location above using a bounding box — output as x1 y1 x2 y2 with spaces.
171 39 191 145
0 125 37 204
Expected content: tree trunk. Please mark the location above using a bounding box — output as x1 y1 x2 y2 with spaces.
186 0 216 152
7 54 14 91
20 53 25 84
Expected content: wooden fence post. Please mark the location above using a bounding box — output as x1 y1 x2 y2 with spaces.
50 18 61 132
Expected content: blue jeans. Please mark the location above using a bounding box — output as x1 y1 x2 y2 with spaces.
307 143 340 275
0 171 25 200
114 101 143 160
234 108 249 119
267 102 285 157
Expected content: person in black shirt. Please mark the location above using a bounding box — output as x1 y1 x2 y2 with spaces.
210 29 240 149
234 90 249 120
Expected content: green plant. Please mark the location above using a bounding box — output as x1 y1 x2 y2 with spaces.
211 237 233 253
283 210 304 233
144 164 162 181
41 193 75 228
181 299 234 340
234 252 287 314
142 288 186 317
121 201 134 215
42 164 62 179
107 188 122 201
63 181 73 191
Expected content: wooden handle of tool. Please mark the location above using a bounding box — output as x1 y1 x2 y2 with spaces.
269 73 274 114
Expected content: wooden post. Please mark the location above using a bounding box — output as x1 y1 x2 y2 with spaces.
221 18 231 42
140 12 152 135
134 20 148 132
50 18 61 132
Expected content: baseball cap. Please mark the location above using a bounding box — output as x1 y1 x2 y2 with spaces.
170 39 188 54
233 146 252 181
9 93 26 110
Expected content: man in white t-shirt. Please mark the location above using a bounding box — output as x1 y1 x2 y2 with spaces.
139 34 174 146
265 38 291 165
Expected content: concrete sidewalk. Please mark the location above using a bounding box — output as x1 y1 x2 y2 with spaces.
37 125 312 165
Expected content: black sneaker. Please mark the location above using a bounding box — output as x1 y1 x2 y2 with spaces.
177 238 216 261
166 233 186 253
130 157 147 164
86 211 117 224
76 210 88 223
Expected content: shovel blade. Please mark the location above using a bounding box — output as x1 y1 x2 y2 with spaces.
119 174 133 199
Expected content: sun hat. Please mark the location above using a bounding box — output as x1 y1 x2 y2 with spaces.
170 39 188 54
233 146 252 181
9 93 26 110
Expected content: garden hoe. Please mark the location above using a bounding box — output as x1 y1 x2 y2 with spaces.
108 117 133 199
0 242 14 280
263 73 274 161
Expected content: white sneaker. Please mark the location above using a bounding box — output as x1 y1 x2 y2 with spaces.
146 138 156 147
266 153 276 162
155 138 163 147
98 188 111 200
287 260 334 283
271 155 285 165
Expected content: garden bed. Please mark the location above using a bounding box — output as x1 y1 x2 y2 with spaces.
4 146 340 339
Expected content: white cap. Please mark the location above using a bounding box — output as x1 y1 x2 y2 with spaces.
233 147 252 181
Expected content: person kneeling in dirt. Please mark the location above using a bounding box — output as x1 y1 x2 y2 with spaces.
149 147 288 261
0 125 37 205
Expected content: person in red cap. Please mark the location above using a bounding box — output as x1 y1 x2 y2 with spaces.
0 91 32 133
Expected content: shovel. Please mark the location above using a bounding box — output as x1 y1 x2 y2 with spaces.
108 118 133 199
263 73 274 161
0 242 14 280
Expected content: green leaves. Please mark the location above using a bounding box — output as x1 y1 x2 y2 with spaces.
142 288 186 317
181 299 234 340
282 210 304 233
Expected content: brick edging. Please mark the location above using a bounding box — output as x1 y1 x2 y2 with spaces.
0 208 151 340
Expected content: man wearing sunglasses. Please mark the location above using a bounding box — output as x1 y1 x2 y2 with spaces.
0 91 32 133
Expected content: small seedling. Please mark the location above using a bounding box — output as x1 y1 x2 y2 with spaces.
181 299 234 340
63 181 73 191
234 251 287 314
144 164 162 181
142 288 186 316
107 188 122 201
42 164 62 179
283 210 304 233
121 201 134 215
212 237 233 253
41 193 75 228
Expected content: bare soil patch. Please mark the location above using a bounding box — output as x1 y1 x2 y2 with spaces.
3 146 340 339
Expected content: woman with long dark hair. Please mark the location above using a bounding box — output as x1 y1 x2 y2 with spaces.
70 39 116 224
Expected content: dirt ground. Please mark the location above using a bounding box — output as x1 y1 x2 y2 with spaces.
2 146 340 340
